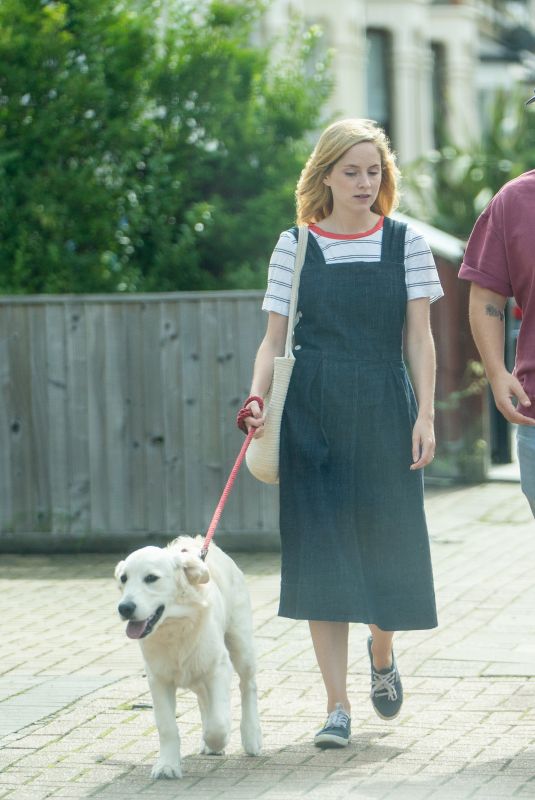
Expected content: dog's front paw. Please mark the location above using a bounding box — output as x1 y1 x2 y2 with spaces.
241 723 262 756
199 741 225 756
151 759 182 780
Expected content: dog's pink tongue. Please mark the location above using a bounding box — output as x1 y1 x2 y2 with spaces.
126 619 148 639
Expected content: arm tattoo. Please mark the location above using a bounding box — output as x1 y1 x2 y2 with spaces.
485 303 505 322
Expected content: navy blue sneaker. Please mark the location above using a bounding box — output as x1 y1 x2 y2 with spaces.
314 703 351 748
367 636 403 720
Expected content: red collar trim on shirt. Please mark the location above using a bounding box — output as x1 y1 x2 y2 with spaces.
310 216 384 240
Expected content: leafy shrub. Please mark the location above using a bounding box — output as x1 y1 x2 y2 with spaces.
401 90 535 239
0 0 331 293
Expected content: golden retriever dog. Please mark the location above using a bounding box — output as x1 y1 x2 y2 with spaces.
114 536 262 779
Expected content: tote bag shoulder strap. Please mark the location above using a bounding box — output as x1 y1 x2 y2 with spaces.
284 225 308 358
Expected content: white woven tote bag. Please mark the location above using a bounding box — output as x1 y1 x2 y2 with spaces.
245 225 308 483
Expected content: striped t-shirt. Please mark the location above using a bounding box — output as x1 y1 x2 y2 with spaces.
262 217 444 316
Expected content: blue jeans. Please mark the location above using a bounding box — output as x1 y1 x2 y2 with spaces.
517 426 535 518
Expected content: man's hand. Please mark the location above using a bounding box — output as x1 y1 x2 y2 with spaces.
468 284 535 425
489 370 535 426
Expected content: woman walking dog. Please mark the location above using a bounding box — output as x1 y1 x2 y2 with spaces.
238 119 441 747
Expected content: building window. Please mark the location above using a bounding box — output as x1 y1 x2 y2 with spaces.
431 42 447 148
366 29 393 142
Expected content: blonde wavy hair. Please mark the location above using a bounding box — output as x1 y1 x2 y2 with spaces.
296 119 400 225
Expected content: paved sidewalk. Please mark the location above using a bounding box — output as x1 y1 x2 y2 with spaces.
1 482 535 800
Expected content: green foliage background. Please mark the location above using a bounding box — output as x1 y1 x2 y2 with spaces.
0 0 331 293
401 90 535 239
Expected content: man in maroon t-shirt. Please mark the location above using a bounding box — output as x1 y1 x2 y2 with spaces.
459 91 535 516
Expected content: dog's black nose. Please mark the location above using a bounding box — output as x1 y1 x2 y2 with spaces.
118 600 136 619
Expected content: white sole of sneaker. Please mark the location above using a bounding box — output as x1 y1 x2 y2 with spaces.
314 733 350 748
371 705 401 721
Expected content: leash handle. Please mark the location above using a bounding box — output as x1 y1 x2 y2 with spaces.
200 427 256 560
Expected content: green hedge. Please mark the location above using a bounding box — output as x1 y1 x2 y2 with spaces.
0 0 331 293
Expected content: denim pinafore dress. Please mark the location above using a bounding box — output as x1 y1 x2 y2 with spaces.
278 217 437 631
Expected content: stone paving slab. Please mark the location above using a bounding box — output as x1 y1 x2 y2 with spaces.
0 677 119 737
0 483 535 799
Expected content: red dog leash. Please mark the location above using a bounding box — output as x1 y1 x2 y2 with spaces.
200 426 257 560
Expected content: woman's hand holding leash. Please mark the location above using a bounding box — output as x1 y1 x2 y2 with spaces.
237 395 265 438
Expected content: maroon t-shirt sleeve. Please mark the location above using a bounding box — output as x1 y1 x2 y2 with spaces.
458 195 512 298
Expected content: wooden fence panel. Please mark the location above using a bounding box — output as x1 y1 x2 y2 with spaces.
216 298 241 534
0 292 277 550
123 301 146 533
0 307 13 533
85 303 109 535
160 300 185 537
66 301 91 534
9 306 33 534
141 301 167 535
200 298 224 533
179 299 204 534
44 305 67 533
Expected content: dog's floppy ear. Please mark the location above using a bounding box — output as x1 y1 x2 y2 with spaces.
180 552 210 585
114 560 126 581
